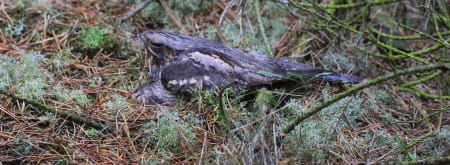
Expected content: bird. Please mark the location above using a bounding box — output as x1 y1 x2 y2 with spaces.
132 47 360 105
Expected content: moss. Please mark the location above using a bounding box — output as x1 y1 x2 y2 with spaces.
141 109 197 153
69 90 91 107
422 127 450 156
106 94 128 110
374 89 398 106
0 52 51 100
81 26 105 49
282 87 369 161
54 87 93 108
4 20 25 37
254 89 275 112
78 26 121 58
86 128 102 140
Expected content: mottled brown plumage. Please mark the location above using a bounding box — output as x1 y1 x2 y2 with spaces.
133 30 360 105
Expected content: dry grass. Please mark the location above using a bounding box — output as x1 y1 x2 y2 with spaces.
0 0 449 164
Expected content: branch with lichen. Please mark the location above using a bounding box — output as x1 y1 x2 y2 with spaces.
280 63 449 138
292 0 403 9
369 25 450 42
392 156 450 165
0 89 110 131
288 0 449 63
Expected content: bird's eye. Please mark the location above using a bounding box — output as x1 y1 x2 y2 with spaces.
155 98 164 104
152 43 163 48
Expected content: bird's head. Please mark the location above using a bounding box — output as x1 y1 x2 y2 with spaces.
137 30 195 65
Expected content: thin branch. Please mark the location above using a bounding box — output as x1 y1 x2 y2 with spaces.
217 0 237 43
392 156 450 165
255 0 273 56
120 0 154 23
280 64 449 139
295 0 402 9
159 0 186 33
0 90 110 131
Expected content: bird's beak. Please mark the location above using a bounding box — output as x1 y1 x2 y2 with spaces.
137 33 162 59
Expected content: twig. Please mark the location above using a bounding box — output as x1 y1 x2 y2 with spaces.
254 0 273 56
217 0 236 42
218 81 236 132
120 0 154 23
292 0 403 9
391 156 450 165
199 131 208 165
280 64 449 141
0 90 110 131
159 0 186 33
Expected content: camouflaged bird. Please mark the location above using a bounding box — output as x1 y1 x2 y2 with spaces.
133 30 360 105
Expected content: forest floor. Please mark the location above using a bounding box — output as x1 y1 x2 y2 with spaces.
0 0 449 164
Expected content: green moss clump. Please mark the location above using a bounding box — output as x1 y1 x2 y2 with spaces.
254 89 275 112
0 52 51 100
78 26 120 58
141 109 197 153
81 26 105 49
106 94 128 110
86 128 102 140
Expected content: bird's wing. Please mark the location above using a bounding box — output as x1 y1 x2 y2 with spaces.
160 49 236 94
159 48 282 94
160 48 361 95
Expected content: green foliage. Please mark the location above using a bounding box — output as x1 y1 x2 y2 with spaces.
283 87 368 161
254 89 275 112
106 94 128 110
54 86 93 107
321 52 357 71
0 52 94 107
13 0 52 11
81 26 105 49
69 90 91 107
139 2 165 24
4 20 25 36
284 99 305 116
54 159 69 165
48 48 75 73
141 109 196 153
38 112 55 126
374 89 398 106
0 52 51 100
191 88 218 108
53 84 71 102
86 128 101 140
205 27 217 40
139 0 218 29
423 127 450 156
79 26 120 57
396 134 420 161
7 133 36 156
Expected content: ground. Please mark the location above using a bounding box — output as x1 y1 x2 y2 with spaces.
0 0 449 164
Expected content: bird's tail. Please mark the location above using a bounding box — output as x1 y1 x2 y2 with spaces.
283 69 360 84
314 73 361 84
255 55 361 84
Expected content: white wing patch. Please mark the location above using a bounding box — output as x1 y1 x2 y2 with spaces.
189 51 233 70
203 75 210 81
166 77 203 89
167 80 178 87
189 78 197 84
